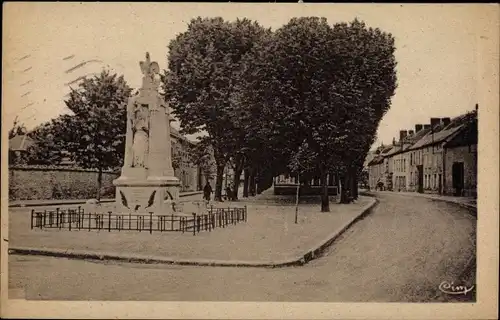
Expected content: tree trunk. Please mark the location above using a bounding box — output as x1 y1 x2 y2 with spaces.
249 169 256 196
96 167 103 201
256 175 262 194
243 168 250 198
232 157 244 201
353 169 359 200
214 164 225 202
340 171 350 204
320 168 330 212
349 167 356 202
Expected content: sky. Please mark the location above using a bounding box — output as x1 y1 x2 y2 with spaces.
3 3 485 148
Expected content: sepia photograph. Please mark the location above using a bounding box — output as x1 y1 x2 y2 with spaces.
1 2 498 319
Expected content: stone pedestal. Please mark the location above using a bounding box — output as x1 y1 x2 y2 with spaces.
113 52 180 214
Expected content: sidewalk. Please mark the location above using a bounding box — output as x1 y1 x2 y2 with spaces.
8 192 377 267
370 190 477 211
8 191 203 208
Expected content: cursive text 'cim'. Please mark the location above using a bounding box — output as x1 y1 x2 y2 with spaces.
438 281 474 295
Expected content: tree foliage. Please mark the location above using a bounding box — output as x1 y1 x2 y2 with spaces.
236 17 397 209
25 116 72 165
62 70 132 199
163 17 269 201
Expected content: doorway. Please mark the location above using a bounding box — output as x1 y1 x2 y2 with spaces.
452 162 464 196
417 165 424 193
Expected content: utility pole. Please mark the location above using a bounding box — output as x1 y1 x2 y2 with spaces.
295 173 300 224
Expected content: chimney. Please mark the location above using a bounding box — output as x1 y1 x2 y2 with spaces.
430 117 441 129
423 124 431 130
415 124 423 132
392 137 396 146
475 103 478 111
441 117 451 127
399 130 408 141
408 130 414 136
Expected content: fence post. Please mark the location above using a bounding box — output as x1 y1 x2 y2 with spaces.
149 212 153 234
30 209 34 229
244 205 247 222
108 211 112 232
68 211 72 231
89 212 91 231
56 208 60 227
192 213 197 236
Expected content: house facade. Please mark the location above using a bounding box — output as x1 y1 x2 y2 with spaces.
442 114 478 197
367 144 394 190
368 107 477 198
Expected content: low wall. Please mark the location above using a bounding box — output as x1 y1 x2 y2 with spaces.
9 166 119 201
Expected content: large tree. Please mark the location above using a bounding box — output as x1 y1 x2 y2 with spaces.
238 17 397 211
63 70 132 200
163 17 269 201
328 19 397 203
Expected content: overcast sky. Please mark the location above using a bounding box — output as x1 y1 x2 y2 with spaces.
3 3 485 147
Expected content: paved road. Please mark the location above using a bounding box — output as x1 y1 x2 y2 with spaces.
9 193 476 302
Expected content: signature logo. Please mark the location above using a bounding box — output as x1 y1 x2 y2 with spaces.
438 281 474 295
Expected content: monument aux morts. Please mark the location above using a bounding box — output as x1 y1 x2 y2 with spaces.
113 52 181 214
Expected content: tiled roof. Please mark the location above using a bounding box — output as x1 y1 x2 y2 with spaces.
409 125 463 150
9 135 35 151
407 110 476 151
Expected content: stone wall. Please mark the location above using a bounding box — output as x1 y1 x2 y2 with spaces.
9 165 202 201
8 166 119 201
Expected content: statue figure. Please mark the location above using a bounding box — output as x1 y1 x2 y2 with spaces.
130 102 149 168
140 52 160 90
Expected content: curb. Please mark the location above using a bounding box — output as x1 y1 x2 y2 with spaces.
8 191 203 208
299 196 379 265
8 197 378 268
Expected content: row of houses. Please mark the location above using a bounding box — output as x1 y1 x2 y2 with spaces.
365 105 478 197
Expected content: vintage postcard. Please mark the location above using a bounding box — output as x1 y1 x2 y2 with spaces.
1 2 498 319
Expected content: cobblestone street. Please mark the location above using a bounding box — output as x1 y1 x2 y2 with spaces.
9 193 476 302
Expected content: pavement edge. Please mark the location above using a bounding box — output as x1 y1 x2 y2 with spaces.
9 196 379 268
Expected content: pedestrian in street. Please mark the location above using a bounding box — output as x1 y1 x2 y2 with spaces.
203 182 212 201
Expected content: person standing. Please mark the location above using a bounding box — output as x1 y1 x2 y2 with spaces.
203 182 213 201
225 184 232 201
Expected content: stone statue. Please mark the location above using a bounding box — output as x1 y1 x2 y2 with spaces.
130 102 149 168
114 52 180 214
140 52 160 90
126 52 160 169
